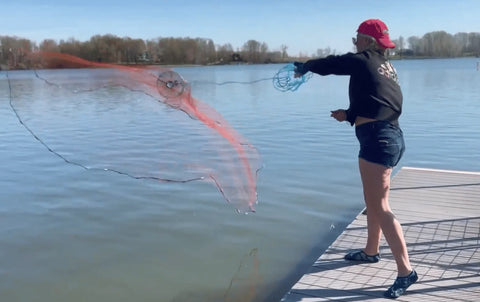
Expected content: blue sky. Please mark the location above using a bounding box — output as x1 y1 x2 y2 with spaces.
2 0 478 56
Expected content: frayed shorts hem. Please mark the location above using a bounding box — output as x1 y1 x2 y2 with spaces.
355 120 405 168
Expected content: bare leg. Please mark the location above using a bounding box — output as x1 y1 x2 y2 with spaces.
359 158 412 276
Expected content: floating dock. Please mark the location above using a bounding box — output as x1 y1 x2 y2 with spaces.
282 167 480 301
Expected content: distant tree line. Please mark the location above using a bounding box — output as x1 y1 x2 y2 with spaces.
0 34 289 69
1 30 479 69
393 31 480 58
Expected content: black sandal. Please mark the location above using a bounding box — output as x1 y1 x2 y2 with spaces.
344 249 380 263
384 270 418 298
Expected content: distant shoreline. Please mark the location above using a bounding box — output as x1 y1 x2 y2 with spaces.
2 55 479 72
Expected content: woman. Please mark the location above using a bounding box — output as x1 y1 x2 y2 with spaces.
294 19 417 299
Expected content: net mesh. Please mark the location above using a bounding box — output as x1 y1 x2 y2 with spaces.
7 51 262 213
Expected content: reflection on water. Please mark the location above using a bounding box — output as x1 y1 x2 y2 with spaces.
0 58 479 301
171 248 259 302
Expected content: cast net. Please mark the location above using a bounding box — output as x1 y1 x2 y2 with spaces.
6 53 313 213
7 52 262 213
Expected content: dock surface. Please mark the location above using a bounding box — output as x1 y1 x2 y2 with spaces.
282 167 480 301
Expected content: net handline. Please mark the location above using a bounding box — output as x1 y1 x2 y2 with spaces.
191 77 273 86
190 63 312 92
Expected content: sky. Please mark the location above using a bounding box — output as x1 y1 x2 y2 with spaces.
2 0 479 56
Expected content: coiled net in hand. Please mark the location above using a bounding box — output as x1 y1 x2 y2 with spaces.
272 63 313 92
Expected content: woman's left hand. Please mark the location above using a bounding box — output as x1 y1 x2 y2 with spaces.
330 109 347 122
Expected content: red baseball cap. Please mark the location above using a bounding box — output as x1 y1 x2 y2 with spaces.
357 19 395 49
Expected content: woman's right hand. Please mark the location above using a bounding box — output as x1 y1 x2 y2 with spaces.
293 62 307 78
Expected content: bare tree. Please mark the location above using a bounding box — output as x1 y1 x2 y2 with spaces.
39 39 59 52
281 44 288 59
242 39 262 63
216 43 234 63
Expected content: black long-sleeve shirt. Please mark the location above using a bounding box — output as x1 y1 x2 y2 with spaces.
302 50 402 127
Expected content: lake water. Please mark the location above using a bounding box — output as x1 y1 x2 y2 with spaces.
1 58 479 302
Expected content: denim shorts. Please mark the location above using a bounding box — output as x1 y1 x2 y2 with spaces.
355 120 405 167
